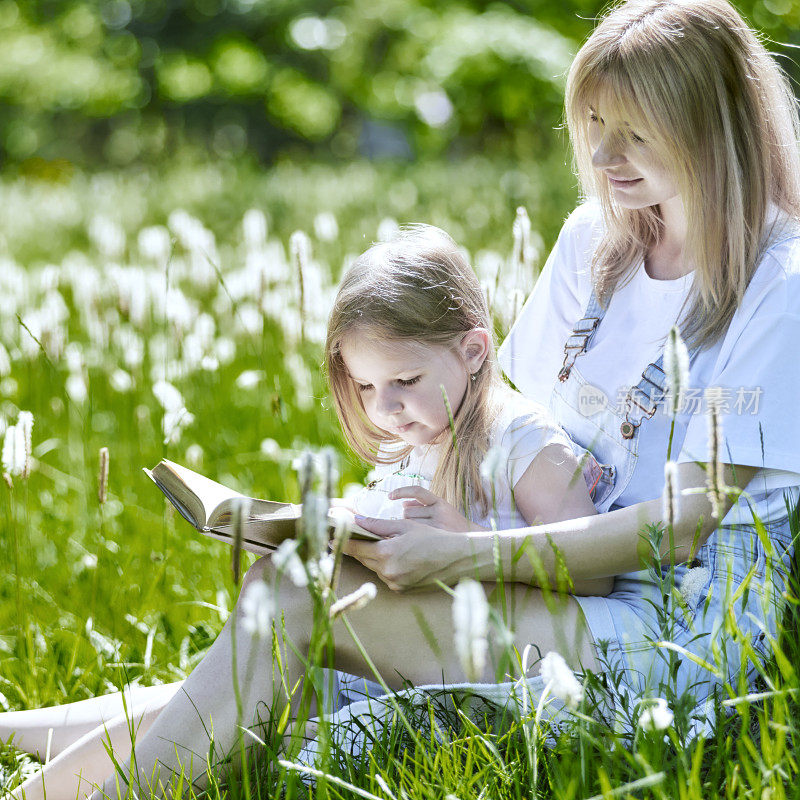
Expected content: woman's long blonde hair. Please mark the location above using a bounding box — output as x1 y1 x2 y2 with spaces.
566 0 800 349
325 225 504 518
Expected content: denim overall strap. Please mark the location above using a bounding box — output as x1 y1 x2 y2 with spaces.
619 344 704 438
558 288 701 438
557 290 606 382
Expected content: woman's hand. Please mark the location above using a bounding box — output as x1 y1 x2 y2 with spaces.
340 517 492 591
389 485 487 532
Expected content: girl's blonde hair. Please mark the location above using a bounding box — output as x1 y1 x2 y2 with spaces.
325 225 503 518
566 0 800 349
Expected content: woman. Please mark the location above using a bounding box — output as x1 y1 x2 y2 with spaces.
6 0 800 795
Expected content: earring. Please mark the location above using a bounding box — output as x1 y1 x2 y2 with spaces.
470 372 478 383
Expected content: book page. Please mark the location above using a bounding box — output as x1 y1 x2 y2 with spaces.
157 460 252 528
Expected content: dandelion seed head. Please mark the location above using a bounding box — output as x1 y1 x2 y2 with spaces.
663 460 679 529
638 697 674 731
452 578 489 683
664 326 690 416
313 211 338 242
240 579 274 638
272 539 308 587
479 444 507 483
329 582 377 618
540 651 583 708
243 209 268 252
679 565 711 610
235 369 264 390
2 424 25 477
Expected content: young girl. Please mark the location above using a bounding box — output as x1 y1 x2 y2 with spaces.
1 226 608 799
326 224 612 547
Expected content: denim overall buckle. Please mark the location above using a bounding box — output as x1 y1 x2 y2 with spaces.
558 317 599 382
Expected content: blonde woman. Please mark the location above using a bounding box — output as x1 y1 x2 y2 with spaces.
4 0 800 795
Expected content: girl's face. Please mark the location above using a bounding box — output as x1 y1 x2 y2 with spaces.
587 102 679 210
339 330 487 447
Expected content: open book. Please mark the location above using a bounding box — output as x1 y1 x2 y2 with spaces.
144 459 380 556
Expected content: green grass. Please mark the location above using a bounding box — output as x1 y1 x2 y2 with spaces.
0 157 798 798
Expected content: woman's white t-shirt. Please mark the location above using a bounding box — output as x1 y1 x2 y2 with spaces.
498 201 800 518
347 390 574 530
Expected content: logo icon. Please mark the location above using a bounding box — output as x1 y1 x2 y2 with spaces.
577 383 607 417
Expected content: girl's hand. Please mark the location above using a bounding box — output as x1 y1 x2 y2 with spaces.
340 518 491 591
389 485 488 532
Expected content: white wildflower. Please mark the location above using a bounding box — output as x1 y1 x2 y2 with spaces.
260 438 281 459
153 380 184 411
705 389 724 518
162 406 194 445
2 424 25 477
81 553 98 570
311 552 335 589
235 369 264 390
110 369 133 392
453 578 489 682
330 582 377 618
377 217 400 243
664 326 689 416
313 211 338 242
89 215 126 259
638 697 674 731
138 226 172 263
17 411 33 478
240 579 275 638
185 443 204 467
479 444 508 483
540 651 583 709
65 373 88 404
242 209 268 252
272 539 308 587
0 343 11 377
512 206 535 271
98 446 109 505
679 564 711 611
663 460 679 530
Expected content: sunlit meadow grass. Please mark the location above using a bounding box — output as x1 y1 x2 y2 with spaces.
0 158 798 798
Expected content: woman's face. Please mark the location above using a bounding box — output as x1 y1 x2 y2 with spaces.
587 103 679 210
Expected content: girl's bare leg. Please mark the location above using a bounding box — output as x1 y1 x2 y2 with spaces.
9 690 178 800
0 682 182 759
85 555 597 799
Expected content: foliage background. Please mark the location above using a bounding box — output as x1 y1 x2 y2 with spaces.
1 0 799 173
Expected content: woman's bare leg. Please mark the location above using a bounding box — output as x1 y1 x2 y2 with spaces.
9 690 177 800
0 682 182 759
83 555 597 799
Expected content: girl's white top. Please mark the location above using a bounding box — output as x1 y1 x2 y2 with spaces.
498 201 800 519
347 389 574 530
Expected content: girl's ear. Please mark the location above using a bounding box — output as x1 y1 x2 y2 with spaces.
460 328 492 374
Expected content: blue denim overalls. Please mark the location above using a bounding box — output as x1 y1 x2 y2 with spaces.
550 288 798 700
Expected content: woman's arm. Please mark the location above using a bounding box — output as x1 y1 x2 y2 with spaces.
343 461 758 591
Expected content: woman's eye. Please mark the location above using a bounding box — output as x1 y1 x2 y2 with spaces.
397 376 421 387
356 383 373 393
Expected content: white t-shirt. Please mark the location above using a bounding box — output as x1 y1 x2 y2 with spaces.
347 389 574 530
498 201 800 515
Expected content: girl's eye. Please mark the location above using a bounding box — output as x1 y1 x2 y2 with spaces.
356 383 373 393
397 376 421 387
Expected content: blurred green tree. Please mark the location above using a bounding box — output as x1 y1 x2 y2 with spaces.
0 0 796 168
